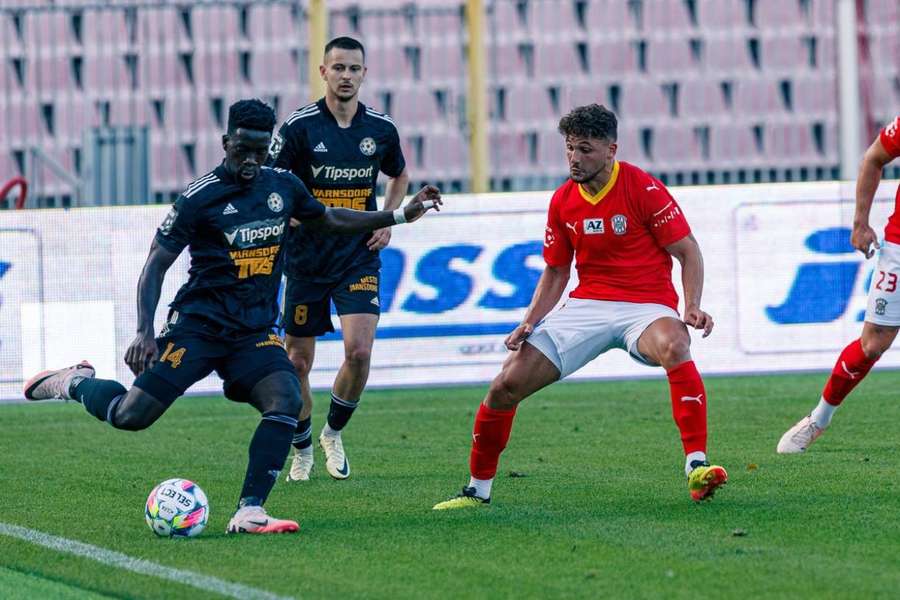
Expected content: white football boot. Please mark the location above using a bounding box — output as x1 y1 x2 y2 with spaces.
226 505 299 534
23 361 95 401
777 415 825 454
319 430 350 479
285 447 314 482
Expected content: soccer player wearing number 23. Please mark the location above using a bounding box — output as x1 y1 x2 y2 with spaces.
434 104 727 509
778 115 900 453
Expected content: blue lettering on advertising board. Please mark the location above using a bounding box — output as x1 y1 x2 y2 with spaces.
766 227 872 324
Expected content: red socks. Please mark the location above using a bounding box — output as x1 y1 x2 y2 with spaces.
666 361 707 455
469 403 517 480
822 339 878 406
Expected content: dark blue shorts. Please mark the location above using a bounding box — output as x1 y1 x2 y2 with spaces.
133 313 297 407
281 264 380 337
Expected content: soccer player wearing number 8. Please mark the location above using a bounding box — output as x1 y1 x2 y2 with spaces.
778 115 900 454
22 100 441 534
270 37 409 482
433 105 727 510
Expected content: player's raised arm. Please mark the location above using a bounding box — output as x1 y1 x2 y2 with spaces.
308 184 441 233
853 136 895 258
665 233 713 338
125 239 181 375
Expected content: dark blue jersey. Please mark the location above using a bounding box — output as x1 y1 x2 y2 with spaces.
154 164 326 333
270 98 406 283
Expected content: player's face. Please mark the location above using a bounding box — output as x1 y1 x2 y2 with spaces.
222 128 271 182
321 48 366 101
565 135 617 183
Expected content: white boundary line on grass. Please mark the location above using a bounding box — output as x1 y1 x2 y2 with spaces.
0 522 295 600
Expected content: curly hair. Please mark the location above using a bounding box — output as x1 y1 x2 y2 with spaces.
226 98 276 134
558 104 617 142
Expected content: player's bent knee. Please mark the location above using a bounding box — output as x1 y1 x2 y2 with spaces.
659 335 691 367
287 352 313 377
249 371 302 416
487 373 524 410
344 346 372 367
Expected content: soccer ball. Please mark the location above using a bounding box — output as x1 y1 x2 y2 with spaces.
144 478 209 538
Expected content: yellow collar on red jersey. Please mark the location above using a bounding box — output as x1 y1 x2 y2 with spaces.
578 161 620 205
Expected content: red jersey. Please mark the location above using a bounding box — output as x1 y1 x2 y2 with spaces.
879 115 900 243
543 161 691 310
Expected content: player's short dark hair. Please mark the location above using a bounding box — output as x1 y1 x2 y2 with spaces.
226 99 276 134
324 36 366 61
558 104 618 142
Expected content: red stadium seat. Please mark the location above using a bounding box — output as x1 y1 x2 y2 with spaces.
762 35 808 71
619 79 668 120
644 0 695 31
755 0 803 28
588 39 638 76
696 0 745 28
733 78 784 116
710 123 759 166
647 38 695 74
680 79 728 118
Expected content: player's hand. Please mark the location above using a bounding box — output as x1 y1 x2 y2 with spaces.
505 322 534 351
683 305 714 338
125 331 159 376
367 227 392 251
402 185 442 223
851 223 880 258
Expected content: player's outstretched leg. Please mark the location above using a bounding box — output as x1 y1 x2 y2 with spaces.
778 327 891 454
227 371 301 534
433 343 558 510
639 317 727 501
24 361 96 401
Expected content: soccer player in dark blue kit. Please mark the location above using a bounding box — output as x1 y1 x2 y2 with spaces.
270 36 409 482
23 99 441 534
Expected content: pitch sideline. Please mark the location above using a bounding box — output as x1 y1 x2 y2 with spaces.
0 522 295 600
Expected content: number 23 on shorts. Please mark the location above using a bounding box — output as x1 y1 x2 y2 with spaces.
875 270 898 293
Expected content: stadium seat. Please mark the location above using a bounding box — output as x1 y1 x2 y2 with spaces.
863 0 899 23
537 129 568 174
421 42 465 85
391 85 441 129
588 38 638 76
250 48 300 89
704 36 755 72
504 82 557 126
653 124 705 169
614 125 645 163
22 10 72 50
423 132 466 179
531 0 583 35
83 52 132 94
765 121 816 165
248 3 298 42
679 79 728 119
193 48 242 92
584 0 631 29
793 75 837 115
647 38 695 74
762 34 808 70
733 78 784 116
643 0 695 31
81 7 131 50
754 0 803 28
490 129 530 178
136 7 189 51
696 0 745 28
619 79 668 120
534 40 581 79
193 5 241 44
367 45 415 84
710 122 759 166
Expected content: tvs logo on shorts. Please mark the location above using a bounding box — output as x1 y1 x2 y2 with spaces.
267 192 283 213
268 132 284 160
359 137 376 156
876 298 888 316
583 218 604 235
612 214 627 235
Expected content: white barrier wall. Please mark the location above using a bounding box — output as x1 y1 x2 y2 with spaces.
1 180 897 400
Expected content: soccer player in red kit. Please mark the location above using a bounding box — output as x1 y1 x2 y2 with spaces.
778 115 900 453
433 104 727 509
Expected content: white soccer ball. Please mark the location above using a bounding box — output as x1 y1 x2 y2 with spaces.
144 478 209 538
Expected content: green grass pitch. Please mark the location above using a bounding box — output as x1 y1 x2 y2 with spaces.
2 371 900 599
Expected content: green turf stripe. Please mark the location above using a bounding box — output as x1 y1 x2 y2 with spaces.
0 566 110 599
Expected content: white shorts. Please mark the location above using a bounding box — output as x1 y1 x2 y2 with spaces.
525 298 681 379
865 240 900 326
